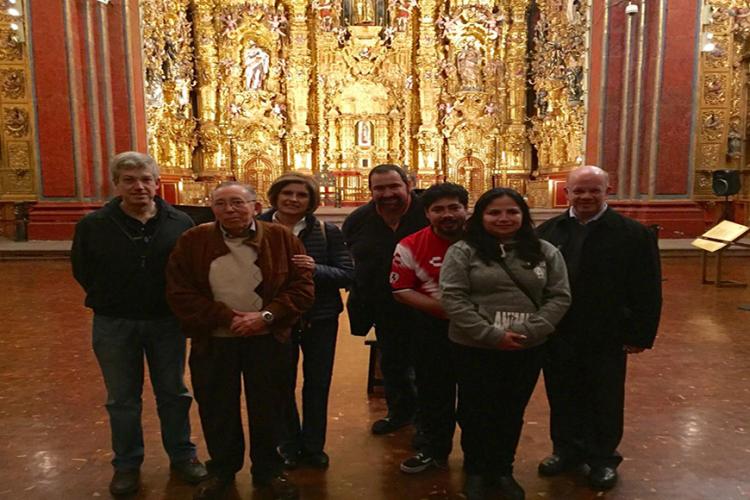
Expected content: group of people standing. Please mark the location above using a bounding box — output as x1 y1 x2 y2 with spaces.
72 153 661 500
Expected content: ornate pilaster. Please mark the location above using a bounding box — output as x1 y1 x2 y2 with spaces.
504 0 529 167
0 0 36 202
287 0 313 171
415 0 441 180
191 0 221 176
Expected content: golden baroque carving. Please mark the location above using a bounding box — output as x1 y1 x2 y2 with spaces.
3 106 27 137
0 68 24 99
0 30 22 61
703 73 727 105
528 0 587 172
700 143 721 169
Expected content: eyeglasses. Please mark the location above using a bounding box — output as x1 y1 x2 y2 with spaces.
212 199 256 210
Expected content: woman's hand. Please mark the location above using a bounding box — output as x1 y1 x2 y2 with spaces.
496 331 527 350
291 254 315 271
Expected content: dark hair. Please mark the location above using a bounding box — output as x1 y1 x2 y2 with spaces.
267 173 321 214
420 182 469 209
463 188 544 267
368 164 409 186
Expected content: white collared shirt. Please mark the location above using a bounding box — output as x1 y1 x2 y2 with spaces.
220 219 256 240
569 203 608 224
272 211 306 237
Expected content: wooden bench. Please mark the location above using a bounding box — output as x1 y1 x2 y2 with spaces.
364 329 383 394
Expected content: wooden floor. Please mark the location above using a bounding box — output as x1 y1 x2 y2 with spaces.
1 257 749 499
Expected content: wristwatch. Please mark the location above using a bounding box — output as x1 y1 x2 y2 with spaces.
260 310 274 324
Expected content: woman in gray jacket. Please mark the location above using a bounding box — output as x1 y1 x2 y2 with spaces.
439 188 571 500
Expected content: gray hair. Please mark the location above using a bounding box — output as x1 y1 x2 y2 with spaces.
212 181 257 200
110 151 159 183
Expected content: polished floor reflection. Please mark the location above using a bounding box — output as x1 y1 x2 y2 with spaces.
1 258 749 499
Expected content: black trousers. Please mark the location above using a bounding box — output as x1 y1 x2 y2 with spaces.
413 314 456 459
453 342 543 476
374 301 417 421
189 335 290 481
281 317 339 454
543 334 626 468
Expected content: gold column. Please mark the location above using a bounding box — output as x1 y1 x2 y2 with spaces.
287 0 312 172
416 0 440 176
505 0 530 167
191 0 221 176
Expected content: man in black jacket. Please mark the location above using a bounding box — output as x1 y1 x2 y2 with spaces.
536 165 662 490
342 164 428 435
72 152 207 496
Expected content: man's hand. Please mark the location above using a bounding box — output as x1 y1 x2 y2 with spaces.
231 311 266 336
623 345 646 354
497 331 527 350
292 254 315 271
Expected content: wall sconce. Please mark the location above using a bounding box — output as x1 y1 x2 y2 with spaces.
625 2 638 15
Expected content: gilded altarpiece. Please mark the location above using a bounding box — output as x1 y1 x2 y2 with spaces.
694 2 750 203
140 0 588 205
0 0 35 203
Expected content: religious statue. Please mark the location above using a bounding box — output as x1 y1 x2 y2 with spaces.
356 120 372 146
727 130 743 158
352 0 375 25
566 65 584 104
536 89 549 117
243 43 270 91
456 42 483 90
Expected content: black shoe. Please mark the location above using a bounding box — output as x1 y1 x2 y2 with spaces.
399 452 447 474
254 474 300 500
193 475 233 500
371 415 413 435
109 468 140 496
277 447 301 470
301 450 330 468
589 466 618 490
463 474 485 500
496 475 525 500
171 457 209 484
537 453 580 476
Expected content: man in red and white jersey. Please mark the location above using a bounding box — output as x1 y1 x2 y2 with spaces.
390 183 469 473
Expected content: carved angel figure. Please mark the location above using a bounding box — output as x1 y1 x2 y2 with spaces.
243 43 270 90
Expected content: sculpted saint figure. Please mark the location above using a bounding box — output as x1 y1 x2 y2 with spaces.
352 0 375 24
457 42 483 90
243 43 270 91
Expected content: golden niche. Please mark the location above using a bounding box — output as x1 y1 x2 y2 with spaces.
140 0 587 206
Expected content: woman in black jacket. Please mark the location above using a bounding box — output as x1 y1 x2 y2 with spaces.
259 173 354 469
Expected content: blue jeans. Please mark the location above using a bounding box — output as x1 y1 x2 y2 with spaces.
92 315 196 470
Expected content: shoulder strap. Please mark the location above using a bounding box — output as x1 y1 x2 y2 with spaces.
318 218 327 245
496 258 541 310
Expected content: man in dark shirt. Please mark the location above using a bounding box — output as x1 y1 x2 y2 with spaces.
342 164 428 434
72 152 207 496
536 166 662 490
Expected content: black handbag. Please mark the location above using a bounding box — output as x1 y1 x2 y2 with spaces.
346 286 374 336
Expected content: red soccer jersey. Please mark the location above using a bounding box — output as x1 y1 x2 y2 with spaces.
390 226 452 300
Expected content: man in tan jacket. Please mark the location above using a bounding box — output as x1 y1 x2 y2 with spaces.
167 181 314 500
